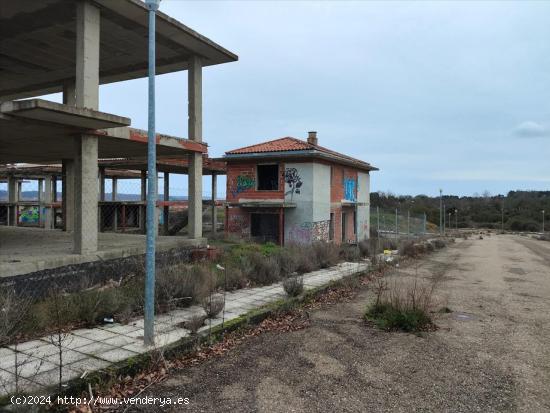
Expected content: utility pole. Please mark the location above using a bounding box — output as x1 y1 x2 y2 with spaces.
144 0 161 347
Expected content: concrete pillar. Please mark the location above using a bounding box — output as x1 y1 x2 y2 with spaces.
74 134 98 253
187 55 203 239
99 167 105 201
7 175 17 226
52 176 58 202
38 179 44 226
75 0 100 110
163 172 170 235
110 177 117 201
73 0 100 254
61 159 75 231
211 174 217 234
98 167 105 231
44 176 54 230
140 170 146 233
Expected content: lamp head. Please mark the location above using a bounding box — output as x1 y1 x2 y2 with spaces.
145 0 161 11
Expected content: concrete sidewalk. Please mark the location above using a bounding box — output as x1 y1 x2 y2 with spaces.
0 261 368 397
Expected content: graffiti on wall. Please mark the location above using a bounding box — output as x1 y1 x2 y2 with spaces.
284 168 303 200
288 220 330 243
227 214 249 235
19 206 39 224
343 178 356 202
230 175 255 198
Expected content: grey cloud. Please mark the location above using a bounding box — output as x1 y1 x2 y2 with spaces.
513 121 550 138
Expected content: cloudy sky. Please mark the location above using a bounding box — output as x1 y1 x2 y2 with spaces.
47 0 550 198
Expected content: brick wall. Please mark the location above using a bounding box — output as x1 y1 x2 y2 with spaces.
226 161 285 203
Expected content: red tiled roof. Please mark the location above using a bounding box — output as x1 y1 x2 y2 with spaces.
225 137 376 170
226 137 311 154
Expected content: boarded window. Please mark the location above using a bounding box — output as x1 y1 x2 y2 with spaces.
329 213 334 240
257 164 279 190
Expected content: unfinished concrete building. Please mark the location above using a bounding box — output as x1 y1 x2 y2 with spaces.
0 0 237 279
221 132 378 245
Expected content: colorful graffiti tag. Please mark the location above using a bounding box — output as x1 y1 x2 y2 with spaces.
231 175 255 197
284 168 303 200
288 220 330 243
19 206 40 224
343 178 356 202
227 214 249 235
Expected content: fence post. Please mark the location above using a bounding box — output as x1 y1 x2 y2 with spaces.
376 206 380 252
395 208 398 240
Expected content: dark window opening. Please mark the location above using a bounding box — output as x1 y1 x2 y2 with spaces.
353 211 356 234
251 213 279 243
257 164 279 190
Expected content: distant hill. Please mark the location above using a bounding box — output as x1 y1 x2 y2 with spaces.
0 190 190 202
372 191 550 231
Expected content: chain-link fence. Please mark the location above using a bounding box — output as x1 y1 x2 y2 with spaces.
370 206 427 239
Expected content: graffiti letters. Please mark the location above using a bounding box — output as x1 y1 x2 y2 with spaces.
288 220 330 243
231 175 255 197
228 214 249 235
284 168 303 200
343 178 356 202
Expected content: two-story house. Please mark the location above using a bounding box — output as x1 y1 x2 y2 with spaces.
221 132 378 245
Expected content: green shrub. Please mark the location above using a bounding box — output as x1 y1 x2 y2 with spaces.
312 241 340 268
202 294 225 318
245 252 282 285
283 275 304 297
366 303 432 332
340 244 361 261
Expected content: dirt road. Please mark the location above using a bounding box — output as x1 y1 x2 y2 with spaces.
133 235 550 413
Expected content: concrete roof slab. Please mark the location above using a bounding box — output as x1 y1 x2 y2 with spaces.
0 0 238 100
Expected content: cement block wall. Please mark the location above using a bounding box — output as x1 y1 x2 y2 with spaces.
284 162 331 244
356 171 371 240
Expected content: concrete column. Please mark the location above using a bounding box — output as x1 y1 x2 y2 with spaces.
73 0 100 254
111 177 117 201
7 175 17 226
187 55 203 239
140 170 146 233
62 159 75 231
44 176 54 229
38 179 44 227
163 172 170 235
211 174 217 234
99 167 105 201
52 176 58 202
75 0 100 110
98 167 105 231
74 134 98 253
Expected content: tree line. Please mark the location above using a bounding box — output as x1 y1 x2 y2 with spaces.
371 190 549 232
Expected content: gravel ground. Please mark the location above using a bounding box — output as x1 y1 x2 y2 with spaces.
130 234 550 413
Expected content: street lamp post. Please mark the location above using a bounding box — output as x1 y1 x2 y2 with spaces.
144 0 161 347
